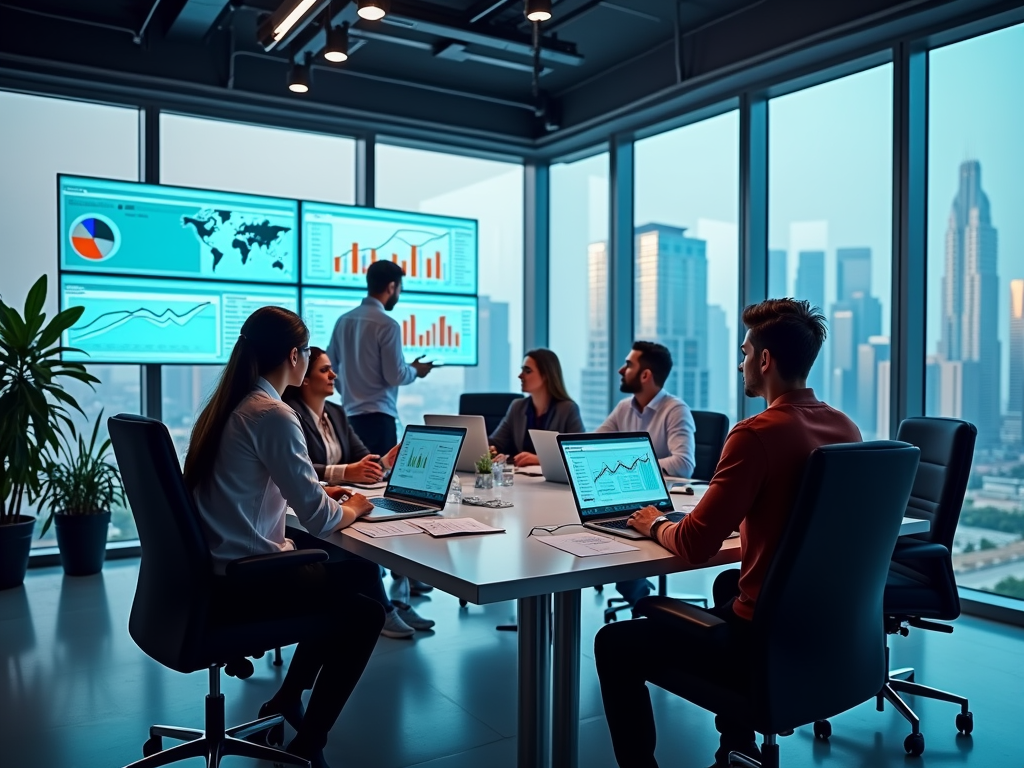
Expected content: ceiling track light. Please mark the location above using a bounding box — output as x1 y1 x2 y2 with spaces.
323 18 350 63
258 0 330 52
357 0 388 21
288 53 312 93
524 0 552 23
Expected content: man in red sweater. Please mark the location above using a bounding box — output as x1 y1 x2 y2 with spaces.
595 298 861 768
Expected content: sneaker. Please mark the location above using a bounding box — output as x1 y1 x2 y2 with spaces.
394 601 436 631
380 609 415 638
389 575 410 604
409 579 434 595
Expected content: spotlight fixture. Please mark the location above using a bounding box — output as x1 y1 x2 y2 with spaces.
288 54 312 93
258 0 329 52
357 0 388 21
323 20 349 62
524 0 552 22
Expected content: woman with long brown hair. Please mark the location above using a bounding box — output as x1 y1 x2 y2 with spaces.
184 306 384 768
488 347 585 467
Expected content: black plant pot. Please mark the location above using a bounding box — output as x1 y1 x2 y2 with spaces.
53 510 111 577
0 515 36 590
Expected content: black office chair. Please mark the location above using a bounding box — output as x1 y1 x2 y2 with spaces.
459 392 523 436
869 417 977 755
109 413 329 768
633 441 920 768
603 410 730 623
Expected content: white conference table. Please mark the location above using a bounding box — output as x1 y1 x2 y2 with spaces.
324 474 930 768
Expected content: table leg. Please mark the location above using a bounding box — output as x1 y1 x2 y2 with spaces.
552 589 581 768
518 594 551 768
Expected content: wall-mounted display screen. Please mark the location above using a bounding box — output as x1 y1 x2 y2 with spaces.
301 201 477 295
59 175 299 283
302 288 478 366
61 274 299 364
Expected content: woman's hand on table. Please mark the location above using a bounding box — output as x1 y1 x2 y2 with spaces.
344 454 384 483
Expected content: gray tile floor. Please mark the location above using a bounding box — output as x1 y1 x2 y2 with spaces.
1 560 1022 768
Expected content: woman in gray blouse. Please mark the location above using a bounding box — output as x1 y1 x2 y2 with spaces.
489 348 585 467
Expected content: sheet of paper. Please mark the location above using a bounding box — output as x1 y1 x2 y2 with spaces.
407 517 506 537
533 532 639 557
350 520 423 538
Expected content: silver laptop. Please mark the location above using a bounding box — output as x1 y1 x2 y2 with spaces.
364 424 467 521
423 414 491 473
529 429 569 483
557 431 683 540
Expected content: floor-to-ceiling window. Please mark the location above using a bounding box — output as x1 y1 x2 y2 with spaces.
768 64 894 440
634 112 740 425
0 90 142 545
375 145 524 429
549 152 610 430
925 22 1024 601
159 114 357 458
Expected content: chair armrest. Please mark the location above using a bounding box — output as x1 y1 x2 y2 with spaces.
892 540 950 565
225 549 329 577
632 596 729 640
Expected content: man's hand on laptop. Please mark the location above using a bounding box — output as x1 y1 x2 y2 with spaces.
512 451 540 467
344 454 384 483
627 505 665 538
327 488 373 518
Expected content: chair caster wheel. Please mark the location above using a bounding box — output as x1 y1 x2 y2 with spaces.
595 585 604 593
956 711 973 735
904 732 924 756
267 721 284 747
813 720 831 740
143 736 162 757
459 599 467 607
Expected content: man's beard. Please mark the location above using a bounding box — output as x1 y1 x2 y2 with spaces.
619 375 641 394
385 294 399 311
742 369 762 399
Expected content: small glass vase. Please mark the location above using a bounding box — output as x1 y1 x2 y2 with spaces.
475 472 494 489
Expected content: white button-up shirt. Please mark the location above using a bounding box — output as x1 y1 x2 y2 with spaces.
328 297 418 419
193 378 344 574
595 389 696 477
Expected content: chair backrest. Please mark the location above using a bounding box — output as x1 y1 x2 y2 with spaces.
459 392 523 436
691 410 729 481
895 417 976 549
751 441 920 734
108 413 214 673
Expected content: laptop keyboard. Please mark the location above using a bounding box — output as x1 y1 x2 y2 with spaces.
597 517 631 529
371 498 426 514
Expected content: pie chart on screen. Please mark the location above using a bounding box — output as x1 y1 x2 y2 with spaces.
70 215 120 261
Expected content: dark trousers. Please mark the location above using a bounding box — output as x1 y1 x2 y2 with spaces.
212 530 386 751
595 569 754 768
349 412 399 457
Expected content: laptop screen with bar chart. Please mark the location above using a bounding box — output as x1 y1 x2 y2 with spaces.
557 432 673 521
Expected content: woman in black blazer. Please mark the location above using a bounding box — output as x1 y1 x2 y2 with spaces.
284 347 434 637
489 348 585 466
283 350 392 484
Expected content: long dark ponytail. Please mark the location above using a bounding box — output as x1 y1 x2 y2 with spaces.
183 306 309 492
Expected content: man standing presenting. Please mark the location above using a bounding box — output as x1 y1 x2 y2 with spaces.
597 341 696 606
328 260 433 456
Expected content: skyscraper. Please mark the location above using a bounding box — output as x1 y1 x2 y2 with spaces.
796 250 825 396
836 247 872 301
463 296 511 393
580 241 611 430
937 160 1001 447
830 247 882 426
858 336 890 440
634 223 709 409
706 304 732 416
768 249 787 299
1005 279 1024 447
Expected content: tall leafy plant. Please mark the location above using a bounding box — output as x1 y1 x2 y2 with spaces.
37 411 125 536
0 275 98 525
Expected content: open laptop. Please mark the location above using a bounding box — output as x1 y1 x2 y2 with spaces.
557 432 684 540
529 429 569 483
363 424 467 521
424 414 490 473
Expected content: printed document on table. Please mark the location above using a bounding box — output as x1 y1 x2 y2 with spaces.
407 517 505 537
350 520 423 538
534 533 639 557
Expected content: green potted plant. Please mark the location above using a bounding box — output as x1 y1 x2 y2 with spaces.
37 411 124 576
0 275 97 589
474 453 494 489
